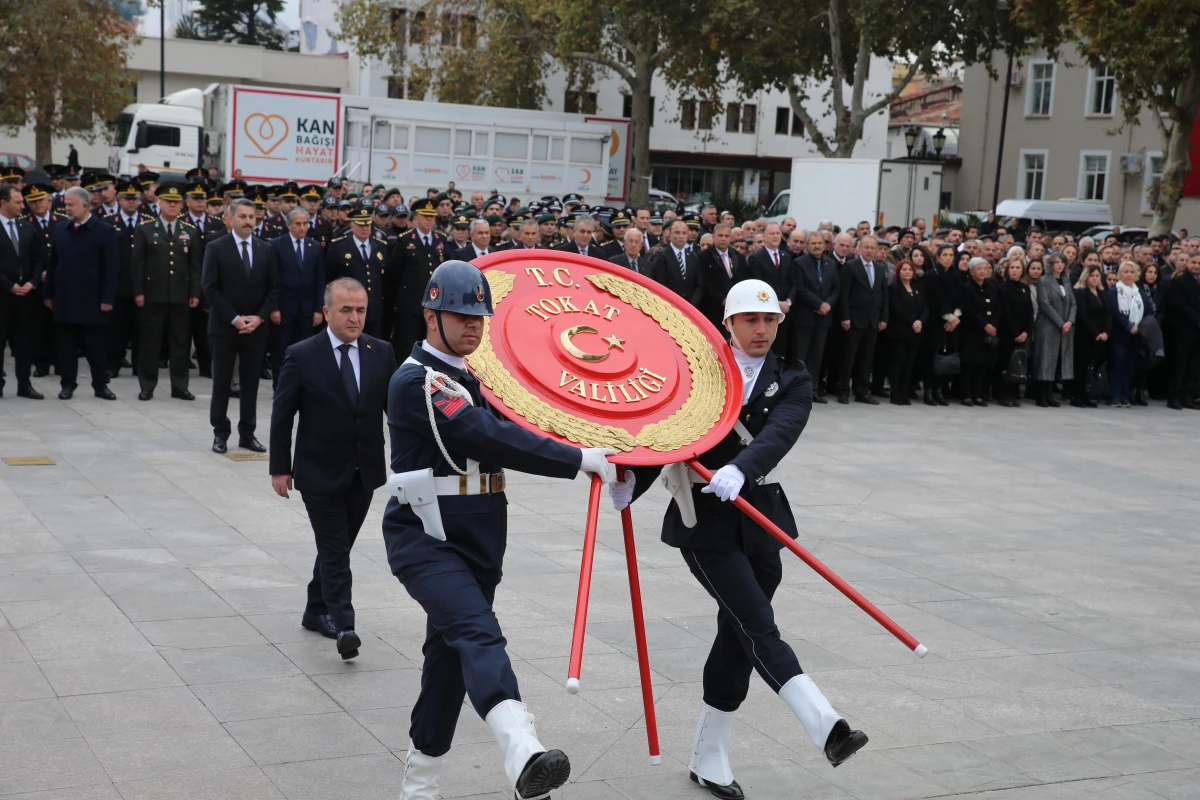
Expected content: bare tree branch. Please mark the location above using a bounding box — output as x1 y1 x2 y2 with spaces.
788 83 834 158
569 50 634 84
859 45 934 120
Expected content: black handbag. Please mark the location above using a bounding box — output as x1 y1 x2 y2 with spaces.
933 347 961 376
1003 347 1028 383
1085 362 1109 399
982 333 1000 347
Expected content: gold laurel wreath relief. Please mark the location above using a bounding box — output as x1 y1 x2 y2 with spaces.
467 269 727 452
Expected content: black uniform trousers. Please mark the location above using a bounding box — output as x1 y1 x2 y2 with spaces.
56 323 109 391
139 302 190 394
1168 326 1200 402
302 471 373 633
0 294 39 387
394 533 520 759
105 297 139 372
209 327 268 438
791 326 828 395
839 326 878 398
681 547 803 713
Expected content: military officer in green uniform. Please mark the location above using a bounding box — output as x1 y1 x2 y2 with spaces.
131 181 201 401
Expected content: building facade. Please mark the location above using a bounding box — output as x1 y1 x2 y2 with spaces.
955 44 1200 231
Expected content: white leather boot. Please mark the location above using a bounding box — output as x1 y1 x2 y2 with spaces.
399 742 443 800
779 675 868 767
688 703 744 799
484 699 571 799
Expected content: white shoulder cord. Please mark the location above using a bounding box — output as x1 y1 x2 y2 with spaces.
423 366 475 476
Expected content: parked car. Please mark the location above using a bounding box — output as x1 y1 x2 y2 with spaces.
994 199 1112 235
1079 226 1152 244
648 188 681 215
0 153 37 171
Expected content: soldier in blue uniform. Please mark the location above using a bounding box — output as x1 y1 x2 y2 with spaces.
610 280 868 799
385 261 615 800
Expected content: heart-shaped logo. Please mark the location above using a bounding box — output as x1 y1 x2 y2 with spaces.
243 113 289 155
494 167 510 182
456 164 470 179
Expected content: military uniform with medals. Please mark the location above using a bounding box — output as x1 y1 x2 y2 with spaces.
388 197 447 357
324 207 389 338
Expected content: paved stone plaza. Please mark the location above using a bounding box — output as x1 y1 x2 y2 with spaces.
1 373 1199 800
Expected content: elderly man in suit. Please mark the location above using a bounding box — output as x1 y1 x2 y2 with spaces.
745 221 794 360
791 231 841 403
698 223 746 333
270 277 397 655
202 198 279 453
836 236 888 404
0 184 44 399
553 213 602 258
269 208 325 390
651 218 704 309
608 227 650 275
43 186 119 400
451 219 494 262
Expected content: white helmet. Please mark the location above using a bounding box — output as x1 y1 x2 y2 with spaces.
723 279 784 322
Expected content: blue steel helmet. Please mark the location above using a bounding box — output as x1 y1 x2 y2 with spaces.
422 260 494 317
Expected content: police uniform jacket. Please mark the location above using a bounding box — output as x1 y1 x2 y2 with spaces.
325 232 388 324
44 214 120 327
25 211 66 277
391 230 448 317
101 210 153 298
131 217 202 304
382 344 583 572
631 350 811 553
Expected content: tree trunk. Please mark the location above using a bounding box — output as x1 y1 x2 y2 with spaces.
627 43 654 207
34 118 52 167
1150 74 1200 238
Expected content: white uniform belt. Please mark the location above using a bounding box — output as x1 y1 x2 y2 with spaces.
432 471 506 496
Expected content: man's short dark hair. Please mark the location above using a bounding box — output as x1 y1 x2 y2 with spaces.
0 185 15 204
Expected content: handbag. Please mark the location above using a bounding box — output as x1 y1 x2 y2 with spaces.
1003 347 1028 383
933 347 961 376
1085 362 1109 399
982 333 1000 347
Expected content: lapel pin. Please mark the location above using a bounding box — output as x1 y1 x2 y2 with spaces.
764 382 779 397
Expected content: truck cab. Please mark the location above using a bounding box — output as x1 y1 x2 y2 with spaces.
108 89 204 176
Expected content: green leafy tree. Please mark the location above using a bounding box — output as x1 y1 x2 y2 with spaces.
191 0 287 50
1017 0 1200 236
0 0 140 165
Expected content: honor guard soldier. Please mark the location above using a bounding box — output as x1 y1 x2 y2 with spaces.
388 196 446 357
104 179 151 377
324 204 388 338
131 180 201 401
610 280 868 799
384 261 615 800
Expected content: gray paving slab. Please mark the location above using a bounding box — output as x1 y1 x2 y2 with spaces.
1 379 1198 798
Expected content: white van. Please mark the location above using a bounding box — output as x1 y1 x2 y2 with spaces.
993 199 1112 234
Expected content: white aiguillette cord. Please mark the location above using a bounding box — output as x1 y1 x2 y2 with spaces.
422 366 475 476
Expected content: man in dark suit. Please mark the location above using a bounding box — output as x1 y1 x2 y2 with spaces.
697 223 746 333
836 236 888 404
552 214 603 258
325 207 387 338
451 219 494 262
0 184 44 399
791 232 841 403
185 182 226 378
608 228 651 275
269 208 325 389
745 221 794 359
1166 251 1200 409
202 198 278 453
650 218 704 309
270 277 397 653
43 187 119 400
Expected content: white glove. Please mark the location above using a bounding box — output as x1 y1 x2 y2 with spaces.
609 470 635 511
579 448 617 484
701 464 745 502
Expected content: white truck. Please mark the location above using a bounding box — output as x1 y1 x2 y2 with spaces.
761 157 943 231
108 85 631 203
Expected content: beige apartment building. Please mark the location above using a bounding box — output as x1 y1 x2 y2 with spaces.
955 44 1200 232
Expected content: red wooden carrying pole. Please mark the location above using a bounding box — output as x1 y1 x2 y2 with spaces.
617 466 662 764
686 460 928 657
566 475 603 692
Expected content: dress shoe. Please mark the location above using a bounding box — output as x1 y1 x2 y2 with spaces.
1047 396 1061 408
923 389 936 406
158 359 169 369
936 390 949 406
1085 399 1098 408
58 387 75 400
33 366 50 378
1012 398 1021 407
1182 399 1200 410
836 393 849 405
17 385 44 400
238 436 266 453
998 398 1014 407
690 772 744 799
961 398 974 407
212 436 228 454
1135 390 1149 406
171 388 195 401
1168 398 1183 410
854 395 879 405
337 629 361 660
229 387 240 398
813 394 828 404
94 387 117 401
138 390 153 401
1070 399 1087 408
301 613 338 639
975 398 988 407
260 366 272 381
889 397 905 406
824 719 869 768
108 368 121 379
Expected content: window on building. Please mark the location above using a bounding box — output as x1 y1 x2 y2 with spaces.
741 104 757 134
725 103 741 133
790 112 804 137
565 90 597 115
374 120 392 150
1079 151 1110 201
774 107 790 135
1028 61 1054 116
390 9 408 45
1088 63 1116 116
1020 150 1047 200
1143 151 1165 214
680 99 697 130
698 100 714 130
386 77 405 99
620 94 655 125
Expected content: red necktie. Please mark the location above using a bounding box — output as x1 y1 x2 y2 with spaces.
772 251 778 268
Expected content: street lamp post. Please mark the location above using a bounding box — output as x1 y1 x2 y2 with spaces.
933 128 947 157
904 126 918 157
159 1 166 99
991 0 1015 212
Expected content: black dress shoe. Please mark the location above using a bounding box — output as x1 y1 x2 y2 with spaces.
961 398 974 407
824 720 868 767
813 394 828 404
975 398 989 407
854 395 879 405
171 388 195 401
138 390 153 401
1047 396 1061 408
238 436 266 453
16 385 44 400
212 436 228 454
1168 398 1183 409
229 387 240 398
58 387 75 400
337 629 361 660
94 387 117 400
935 390 949 406
837 393 849 404
108 368 121 379
1182 399 1200 410
260 367 272 380
301 613 338 639
120 358 132 369
690 772 744 799
515 749 571 799
33 366 50 378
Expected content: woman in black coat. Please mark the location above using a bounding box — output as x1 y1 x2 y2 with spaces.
995 258 1034 406
887 260 928 405
1071 265 1112 407
920 244 961 405
957 257 1003 406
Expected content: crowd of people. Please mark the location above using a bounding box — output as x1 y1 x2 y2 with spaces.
2 161 1199 413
